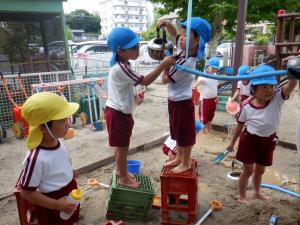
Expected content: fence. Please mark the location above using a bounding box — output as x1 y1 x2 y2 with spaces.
0 56 162 129
0 68 110 128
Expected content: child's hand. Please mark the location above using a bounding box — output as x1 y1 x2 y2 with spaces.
157 20 169 29
134 91 145 105
227 144 234 152
55 196 77 213
162 55 175 68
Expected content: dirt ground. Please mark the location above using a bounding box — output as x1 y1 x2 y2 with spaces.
1 130 299 225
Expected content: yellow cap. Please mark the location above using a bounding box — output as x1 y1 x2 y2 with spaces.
22 92 79 150
70 188 83 200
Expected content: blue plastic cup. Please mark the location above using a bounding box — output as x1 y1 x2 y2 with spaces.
127 160 141 174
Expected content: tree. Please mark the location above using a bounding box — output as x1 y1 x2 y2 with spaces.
65 9 101 34
141 11 163 40
150 0 300 56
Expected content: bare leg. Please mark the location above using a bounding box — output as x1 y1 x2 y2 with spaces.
252 164 272 201
172 145 192 173
164 146 182 167
115 147 140 188
238 163 254 204
114 148 134 178
206 121 212 133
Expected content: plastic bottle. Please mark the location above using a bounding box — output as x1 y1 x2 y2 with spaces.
60 188 83 220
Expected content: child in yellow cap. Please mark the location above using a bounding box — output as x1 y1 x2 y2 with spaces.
20 92 80 225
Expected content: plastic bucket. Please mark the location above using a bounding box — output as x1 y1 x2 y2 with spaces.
127 160 141 174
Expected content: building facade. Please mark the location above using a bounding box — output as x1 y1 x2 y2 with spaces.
98 0 150 36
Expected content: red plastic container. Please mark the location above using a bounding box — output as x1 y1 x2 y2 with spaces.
14 171 39 225
160 159 198 225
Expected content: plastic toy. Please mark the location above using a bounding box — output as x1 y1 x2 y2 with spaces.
195 200 222 225
1 72 29 138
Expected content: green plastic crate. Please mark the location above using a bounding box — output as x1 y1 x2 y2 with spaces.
217 96 229 112
105 171 155 221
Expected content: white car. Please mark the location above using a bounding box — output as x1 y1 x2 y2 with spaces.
72 43 112 70
216 43 235 58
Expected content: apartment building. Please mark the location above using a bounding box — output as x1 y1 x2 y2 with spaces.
98 0 151 36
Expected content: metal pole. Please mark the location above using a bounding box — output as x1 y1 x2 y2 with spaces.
232 0 248 96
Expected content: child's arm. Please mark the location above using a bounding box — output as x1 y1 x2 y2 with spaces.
230 89 240 102
227 122 244 151
21 190 77 213
140 56 175 86
193 79 203 89
162 69 171 84
157 20 178 39
282 79 298 97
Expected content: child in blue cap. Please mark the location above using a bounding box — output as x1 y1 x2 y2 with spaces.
106 27 175 188
226 64 297 204
230 65 251 107
193 56 220 133
157 17 212 173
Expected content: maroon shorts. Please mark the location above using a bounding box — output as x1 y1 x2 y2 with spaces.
199 97 217 125
105 106 134 147
168 98 195 147
236 130 278 166
36 178 79 225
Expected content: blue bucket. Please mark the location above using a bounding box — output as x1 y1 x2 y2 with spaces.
127 160 141 174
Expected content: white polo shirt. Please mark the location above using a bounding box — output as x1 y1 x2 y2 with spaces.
167 53 197 101
106 61 144 114
197 76 218 99
237 81 251 96
237 89 288 137
21 141 73 193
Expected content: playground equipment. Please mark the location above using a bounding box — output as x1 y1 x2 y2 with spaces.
0 72 29 138
79 80 106 130
31 77 105 131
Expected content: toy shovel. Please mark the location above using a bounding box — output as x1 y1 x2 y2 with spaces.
213 149 231 164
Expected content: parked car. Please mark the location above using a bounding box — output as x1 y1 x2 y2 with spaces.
72 42 112 70
216 43 235 58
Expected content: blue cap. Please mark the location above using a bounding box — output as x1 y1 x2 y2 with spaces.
206 57 220 70
107 27 140 67
250 65 277 86
237 65 250 77
181 17 212 59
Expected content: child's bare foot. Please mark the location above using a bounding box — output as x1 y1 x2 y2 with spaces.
253 193 272 201
117 171 135 179
164 158 181 167
118 177 140 188
171 163 191 173
237 197 251 205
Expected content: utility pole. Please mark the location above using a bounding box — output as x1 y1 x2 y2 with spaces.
232 0 248 96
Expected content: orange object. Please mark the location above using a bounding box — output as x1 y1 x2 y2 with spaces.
87 178 110 188
226 99 240 115
210 200 222 210
192 88 200 105
64 128 74 139
152 196 161 209
87 178 100 186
